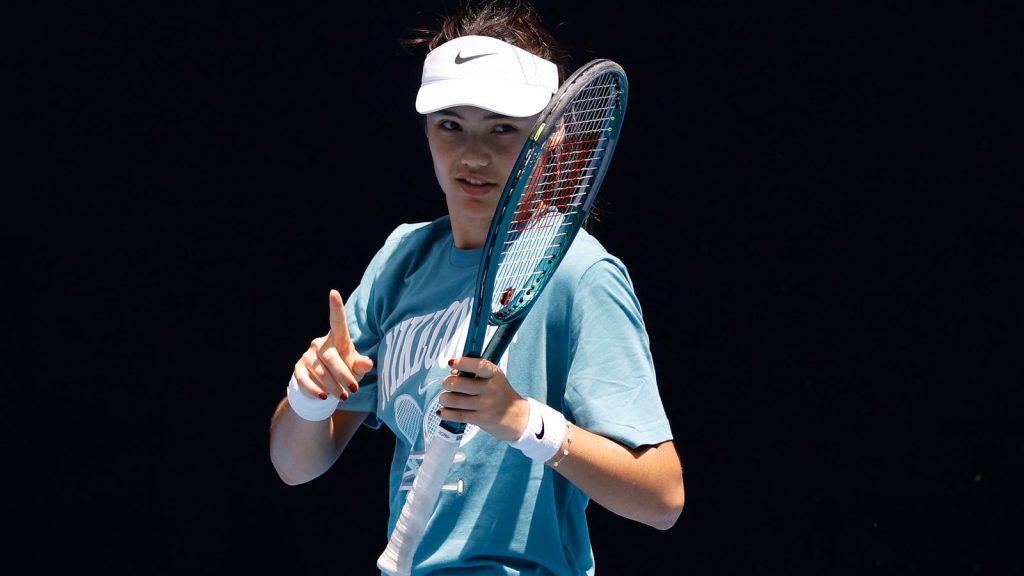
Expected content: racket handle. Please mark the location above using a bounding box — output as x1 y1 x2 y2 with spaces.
377 428 462 576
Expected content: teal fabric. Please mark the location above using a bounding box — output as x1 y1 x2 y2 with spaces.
340 216 672 575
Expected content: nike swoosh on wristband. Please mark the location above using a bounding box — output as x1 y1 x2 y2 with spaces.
535 417 545 440
455 51 496 65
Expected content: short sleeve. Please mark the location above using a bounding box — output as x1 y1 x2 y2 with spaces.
334 223 431 428
563 259 672 448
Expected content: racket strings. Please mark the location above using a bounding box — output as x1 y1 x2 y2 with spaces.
490 73 623 318
521 78 620 214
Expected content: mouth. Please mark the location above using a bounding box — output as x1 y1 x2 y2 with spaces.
456 174 497 197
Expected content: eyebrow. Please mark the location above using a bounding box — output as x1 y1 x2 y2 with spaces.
434 108 512 121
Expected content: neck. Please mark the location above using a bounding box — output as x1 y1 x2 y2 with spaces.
447 205 490 249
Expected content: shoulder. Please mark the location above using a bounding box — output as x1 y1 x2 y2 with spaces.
366 216 453 269
532 229 640 320
380 216 452 250
554 229 633 290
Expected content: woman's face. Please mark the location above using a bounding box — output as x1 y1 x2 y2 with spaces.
425 106 538 242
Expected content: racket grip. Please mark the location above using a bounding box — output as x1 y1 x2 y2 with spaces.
377 428 462 576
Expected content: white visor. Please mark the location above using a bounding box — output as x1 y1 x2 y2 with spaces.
416 35 558 117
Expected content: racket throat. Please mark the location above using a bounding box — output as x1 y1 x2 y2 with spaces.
480 321 521 364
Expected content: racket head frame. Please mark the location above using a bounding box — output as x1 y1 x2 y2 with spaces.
461 59 629 360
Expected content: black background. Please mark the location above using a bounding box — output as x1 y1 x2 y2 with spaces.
8 1 1021 574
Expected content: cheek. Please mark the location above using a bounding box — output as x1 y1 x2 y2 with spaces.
427 140 454 194
495 145 524 178
499 132 531 167
427 139 447 171
432 159 447 192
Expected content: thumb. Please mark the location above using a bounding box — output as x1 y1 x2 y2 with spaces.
351 354 374 380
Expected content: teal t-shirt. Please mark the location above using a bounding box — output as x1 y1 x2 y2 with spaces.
340 216 672 575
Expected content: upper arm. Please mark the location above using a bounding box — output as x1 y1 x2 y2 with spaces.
641 440 683 477
633 439 686 524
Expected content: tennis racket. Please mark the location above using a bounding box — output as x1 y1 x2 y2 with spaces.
377 58 629 576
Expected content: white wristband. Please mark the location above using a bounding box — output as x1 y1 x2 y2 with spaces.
508 398 566 463
286 375 339 421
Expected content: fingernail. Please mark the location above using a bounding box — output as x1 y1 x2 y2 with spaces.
436 409 442 416
317 392 328 400
448 358 454 367
349 383 358 393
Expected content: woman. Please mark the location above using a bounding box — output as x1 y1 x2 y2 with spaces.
269 1 684 573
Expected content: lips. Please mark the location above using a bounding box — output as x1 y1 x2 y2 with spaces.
456 174 497 196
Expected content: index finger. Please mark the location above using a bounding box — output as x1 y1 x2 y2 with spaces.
451 356 498 379
327 289 355 353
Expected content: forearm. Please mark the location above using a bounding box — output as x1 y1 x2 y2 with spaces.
269 398 366 485
549 428 684 530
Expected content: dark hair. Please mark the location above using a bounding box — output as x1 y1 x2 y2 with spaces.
404 0 569 82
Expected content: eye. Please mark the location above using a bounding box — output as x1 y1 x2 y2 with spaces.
493 123 517 134
438 119 460 132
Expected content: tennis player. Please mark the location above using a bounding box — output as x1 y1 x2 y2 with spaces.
270 2 684 573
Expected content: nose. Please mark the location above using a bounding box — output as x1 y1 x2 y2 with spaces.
460 139 490 168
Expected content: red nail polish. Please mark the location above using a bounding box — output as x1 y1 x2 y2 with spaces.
448 358 454 367
317 392 328 400
349 383 358 392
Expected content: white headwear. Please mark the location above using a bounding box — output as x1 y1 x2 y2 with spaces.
415 35 558 117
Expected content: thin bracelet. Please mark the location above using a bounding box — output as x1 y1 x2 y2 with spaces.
551 422 573 467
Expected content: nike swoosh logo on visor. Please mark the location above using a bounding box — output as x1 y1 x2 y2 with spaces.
455 51 496 64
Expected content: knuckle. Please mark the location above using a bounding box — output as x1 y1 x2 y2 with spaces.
477 360 494 377
295 360 314 378
317 343 336 359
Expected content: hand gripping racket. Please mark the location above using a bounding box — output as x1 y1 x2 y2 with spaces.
377 59 628 576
